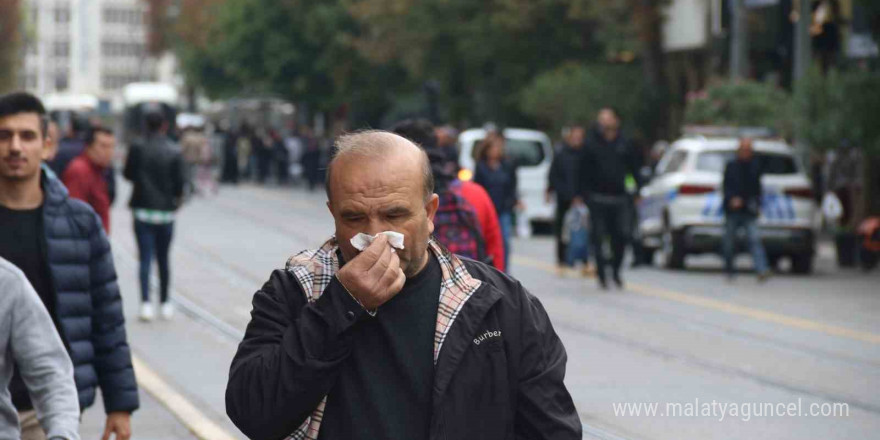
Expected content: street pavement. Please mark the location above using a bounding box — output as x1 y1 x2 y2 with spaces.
85 180 880 439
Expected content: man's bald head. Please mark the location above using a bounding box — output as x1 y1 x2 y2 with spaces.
326 130 434 203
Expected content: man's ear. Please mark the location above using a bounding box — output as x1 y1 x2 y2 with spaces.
425 193 440 234
40 136 51 161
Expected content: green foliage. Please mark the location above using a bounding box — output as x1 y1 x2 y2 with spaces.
519 62 656 139
839 70 880 155
792 67 845 152
684 80 791 134
173 0 667 130
793 68 880 155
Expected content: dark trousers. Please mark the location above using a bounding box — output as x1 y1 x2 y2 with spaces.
588 200 627 282
554 198 573 265
134 220 174 303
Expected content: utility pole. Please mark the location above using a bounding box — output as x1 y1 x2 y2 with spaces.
793 0 812 83
730 0 748 80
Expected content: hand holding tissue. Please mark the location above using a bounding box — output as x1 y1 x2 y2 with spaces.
350 231 405 251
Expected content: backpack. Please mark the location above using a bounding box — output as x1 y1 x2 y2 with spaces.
433 182 489 264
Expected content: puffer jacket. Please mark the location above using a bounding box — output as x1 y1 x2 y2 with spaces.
123 134 185 211
41 174 139 413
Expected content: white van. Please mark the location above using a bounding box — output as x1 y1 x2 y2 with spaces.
457 128 554 235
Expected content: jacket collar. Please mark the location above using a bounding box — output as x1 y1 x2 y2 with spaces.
41 169 69 213
286 236 483 363
284 236 487 440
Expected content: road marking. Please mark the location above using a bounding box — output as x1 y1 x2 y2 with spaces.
512 255 880 345
132 355 239 440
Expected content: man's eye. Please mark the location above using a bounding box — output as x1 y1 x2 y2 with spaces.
20 132 37 141
0 131 11 141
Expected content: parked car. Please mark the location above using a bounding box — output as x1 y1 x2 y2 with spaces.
638 135 819 273
457 127 554 235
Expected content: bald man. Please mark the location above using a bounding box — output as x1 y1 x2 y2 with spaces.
226 131 581 440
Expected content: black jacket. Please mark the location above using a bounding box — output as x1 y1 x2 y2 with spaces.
548 145 583 202
15 174 139 413
474 159 518 214
226 258 581 440
123 134 185 211
723 158 763 217
578 128 643 199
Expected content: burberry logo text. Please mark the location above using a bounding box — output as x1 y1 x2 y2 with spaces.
474 330 502 345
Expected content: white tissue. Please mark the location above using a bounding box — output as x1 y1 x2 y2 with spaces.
350 231 405 251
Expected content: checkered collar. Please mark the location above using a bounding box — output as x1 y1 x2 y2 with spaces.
285 236 482 440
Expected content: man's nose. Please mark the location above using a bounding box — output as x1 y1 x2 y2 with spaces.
9 134 23 153
364 218 392 236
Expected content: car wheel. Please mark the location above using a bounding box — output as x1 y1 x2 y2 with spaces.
791 253 813 274
661 226 686 270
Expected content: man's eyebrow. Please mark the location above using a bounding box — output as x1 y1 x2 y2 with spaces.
339 208 365 217
381 206 412 215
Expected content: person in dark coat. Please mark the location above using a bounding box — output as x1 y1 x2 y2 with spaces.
0 92 138 440
225 131 580 440
578 107 643 289
548 125 586 273
474 131 519 272
722 137 769 281
123 111 186 322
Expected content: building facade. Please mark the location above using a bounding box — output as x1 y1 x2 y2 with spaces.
19 0 157 99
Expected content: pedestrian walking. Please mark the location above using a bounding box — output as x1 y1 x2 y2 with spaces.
548 125 586 274
578 107 643 289
270 129 289 185
123 111 186 321
0 92 138 440
473 130 519 272
300 126 322 191
220 125 239 184
62 126 116 232
0 258 81 440
225 130 580 440
722 137 770 281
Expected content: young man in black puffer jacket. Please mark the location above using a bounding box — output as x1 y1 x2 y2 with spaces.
0 92 138 439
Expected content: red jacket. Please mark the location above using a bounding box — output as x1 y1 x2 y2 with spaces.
458 180 505 272
62 155 111 233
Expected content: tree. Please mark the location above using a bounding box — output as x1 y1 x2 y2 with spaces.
0 0 21 93
684 80 792 135
520 62 656 139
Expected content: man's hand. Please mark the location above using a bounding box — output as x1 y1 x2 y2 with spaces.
102 412 131 440
729 196 744 210
545 190 553 204
337 234 406 311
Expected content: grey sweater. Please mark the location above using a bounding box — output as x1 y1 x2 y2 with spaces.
0 258 80 440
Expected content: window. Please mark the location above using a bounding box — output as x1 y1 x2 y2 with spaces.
54 7 70 23
659 150 688 175
55 73 69 91
695 151 798 175
53 41 70 57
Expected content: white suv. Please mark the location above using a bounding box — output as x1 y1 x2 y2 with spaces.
638 135 819 273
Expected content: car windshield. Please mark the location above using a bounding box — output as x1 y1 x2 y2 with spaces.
695 151 797 175
471 137 546 167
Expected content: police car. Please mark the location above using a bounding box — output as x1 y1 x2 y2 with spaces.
637 130 819 273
